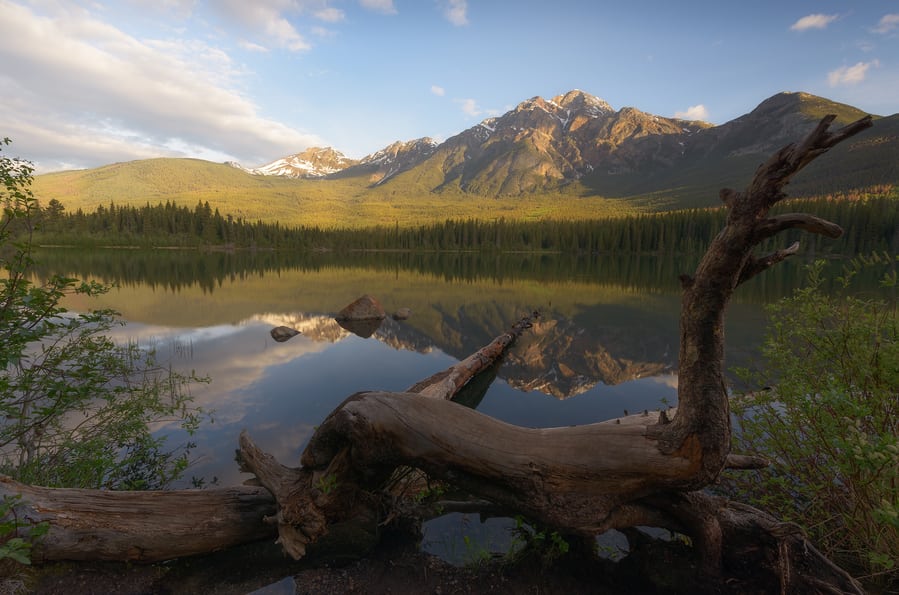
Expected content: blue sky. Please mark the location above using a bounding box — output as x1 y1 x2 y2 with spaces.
1 0 897 172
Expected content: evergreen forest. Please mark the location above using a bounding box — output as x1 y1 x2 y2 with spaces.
31 187 898 257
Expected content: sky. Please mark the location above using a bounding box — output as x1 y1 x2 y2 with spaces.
1 0 897 173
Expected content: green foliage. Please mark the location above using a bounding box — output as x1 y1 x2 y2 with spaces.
0 139 210 496
726 255 899 586
461 533 493 568
507 516 571 569
314 473 338 495
0 495 48 565
412 482 446 505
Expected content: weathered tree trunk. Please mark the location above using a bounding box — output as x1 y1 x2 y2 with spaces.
0 477 277 563
1 116 873 593
0 313 539 563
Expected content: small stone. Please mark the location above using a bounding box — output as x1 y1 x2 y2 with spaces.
393 307 412 321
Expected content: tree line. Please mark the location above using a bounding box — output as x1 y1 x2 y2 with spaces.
33 188 898 256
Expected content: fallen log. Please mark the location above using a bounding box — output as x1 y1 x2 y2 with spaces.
1 311 540 563
0 477 276 563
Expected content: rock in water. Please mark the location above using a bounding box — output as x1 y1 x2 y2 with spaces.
393 307 412 321
271 326 300 342
335 295 386 321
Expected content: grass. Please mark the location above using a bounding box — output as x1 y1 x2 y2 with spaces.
32 158 643 228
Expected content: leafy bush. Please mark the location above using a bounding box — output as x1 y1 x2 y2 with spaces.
726 255 899 587
0 495 47 565
0 137 210 495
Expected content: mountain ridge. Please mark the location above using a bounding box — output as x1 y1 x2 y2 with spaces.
32 90 898 227
224 89 887 197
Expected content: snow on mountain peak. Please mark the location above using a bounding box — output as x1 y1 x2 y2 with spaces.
249 147 358 178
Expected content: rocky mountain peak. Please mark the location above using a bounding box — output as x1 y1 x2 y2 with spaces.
552 89 613 115
361 137 437 165
332 136 439 185
252 147 358 178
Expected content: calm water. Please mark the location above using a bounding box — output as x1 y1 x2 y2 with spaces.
36 247 811 566
31 248 810 482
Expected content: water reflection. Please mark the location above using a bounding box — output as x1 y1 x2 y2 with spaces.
33 248 778 487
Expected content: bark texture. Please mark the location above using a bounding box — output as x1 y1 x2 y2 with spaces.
0 476 276 563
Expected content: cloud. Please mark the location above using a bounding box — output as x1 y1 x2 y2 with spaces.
441 0 468 26
674 105 709 121
359 0 397 15
454 98 501 119
456 98 482 117
128 0 196 19
212 0 310 51
314 7 345 23
431 85 446 96
790 13 838 31
873 13 899 34
0 1 321 171
238 40 269 52
828 60 880 86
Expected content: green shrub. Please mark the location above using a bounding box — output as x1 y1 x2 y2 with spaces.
0 138 210 493
726 255 899 587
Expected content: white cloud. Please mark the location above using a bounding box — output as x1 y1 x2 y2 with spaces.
359 0 397 15
873 13 899 34
454 98 500 119
238 40 270 52
828 60 880 86
128 0 196 19
790 13 838 31
0 1 321 171
314 7 345 23
441 0 468 26
212 0 310 51
431 85 446 96
456 98 482 117
674 105 709 121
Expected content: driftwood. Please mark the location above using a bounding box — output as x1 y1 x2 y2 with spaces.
1 116 873 592
0 477 276 562
0 313 539 563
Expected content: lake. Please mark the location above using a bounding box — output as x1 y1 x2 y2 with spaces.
34 247 817 564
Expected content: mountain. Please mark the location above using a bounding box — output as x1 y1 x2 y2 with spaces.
246 90 890 204
332 137 439 185
233 147 359 178
31 90 898 226
578 91 888 204
415 90 711 195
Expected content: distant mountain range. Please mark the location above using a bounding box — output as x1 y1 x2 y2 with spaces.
228 90 896 197
33 90 898 226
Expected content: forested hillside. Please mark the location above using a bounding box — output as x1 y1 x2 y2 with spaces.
33 188 899 257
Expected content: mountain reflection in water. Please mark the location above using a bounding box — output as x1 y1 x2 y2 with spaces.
34 248 790 487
